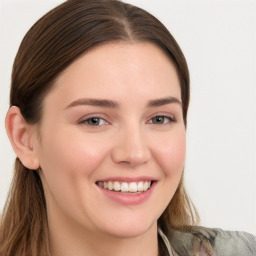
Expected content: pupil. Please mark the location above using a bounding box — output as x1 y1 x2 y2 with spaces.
154 116 163 123
89 118 99 125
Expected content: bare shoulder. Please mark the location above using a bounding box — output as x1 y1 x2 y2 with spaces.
167 226 256 256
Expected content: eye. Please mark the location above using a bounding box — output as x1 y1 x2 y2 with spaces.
148 115 175 125
79 117 108 126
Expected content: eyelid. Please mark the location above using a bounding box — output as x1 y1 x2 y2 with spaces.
147 113 176 124
76 112 177 126
77 114 110 126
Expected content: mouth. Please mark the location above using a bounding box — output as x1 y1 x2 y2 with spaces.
96 180 154 193
95 178 157 205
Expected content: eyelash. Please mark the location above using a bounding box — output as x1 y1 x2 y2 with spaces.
78 117 108 126
147 115 176 125
78 114 176 126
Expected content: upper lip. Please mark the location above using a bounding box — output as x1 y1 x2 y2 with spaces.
96 176 157 183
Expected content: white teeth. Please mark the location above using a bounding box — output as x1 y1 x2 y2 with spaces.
107 181 113 190
138 181 144 192
129 182 137 192
143 181 151 191
113 181 121 191
98 180 152 193
121 182 129 192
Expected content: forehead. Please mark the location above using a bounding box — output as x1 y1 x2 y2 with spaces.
44 42 181 109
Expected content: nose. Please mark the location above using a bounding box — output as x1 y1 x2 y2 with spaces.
111 125 151 167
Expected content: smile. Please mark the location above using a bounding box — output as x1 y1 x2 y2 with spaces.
96 181 152 193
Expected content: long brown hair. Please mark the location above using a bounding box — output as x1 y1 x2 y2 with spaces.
0 0 199 255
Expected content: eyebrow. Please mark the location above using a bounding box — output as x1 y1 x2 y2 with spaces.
147 97 182 107
65 96 182 109
65 98 119 109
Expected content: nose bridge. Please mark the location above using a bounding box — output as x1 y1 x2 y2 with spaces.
111 121 151 166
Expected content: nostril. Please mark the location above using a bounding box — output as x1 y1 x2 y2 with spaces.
111 136 151 166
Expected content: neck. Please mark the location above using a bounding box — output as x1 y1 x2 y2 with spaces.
48 210 159 256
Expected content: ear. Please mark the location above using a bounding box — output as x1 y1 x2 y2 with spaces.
5 106 40 170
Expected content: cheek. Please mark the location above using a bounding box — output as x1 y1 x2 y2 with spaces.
152 129 186 175
59 140 106 175
40 128 109 176
37 128 111 214
37 128 112 210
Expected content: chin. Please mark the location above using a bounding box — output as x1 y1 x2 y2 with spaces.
96 215 157 239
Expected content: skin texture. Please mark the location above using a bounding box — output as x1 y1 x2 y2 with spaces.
6 42 186 256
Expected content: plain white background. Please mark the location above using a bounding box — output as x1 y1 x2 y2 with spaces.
0 0 255 234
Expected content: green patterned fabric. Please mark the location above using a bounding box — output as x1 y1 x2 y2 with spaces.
159 226 256 256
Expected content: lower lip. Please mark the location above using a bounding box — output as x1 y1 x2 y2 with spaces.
97 182 156 205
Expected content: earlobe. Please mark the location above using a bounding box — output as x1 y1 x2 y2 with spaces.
5 106 40 170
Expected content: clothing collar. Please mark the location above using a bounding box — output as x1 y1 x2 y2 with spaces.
158 227 174 256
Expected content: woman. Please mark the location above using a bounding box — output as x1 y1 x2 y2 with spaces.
0 0 255 255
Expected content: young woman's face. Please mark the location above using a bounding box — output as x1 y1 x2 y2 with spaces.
35 42 186 238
